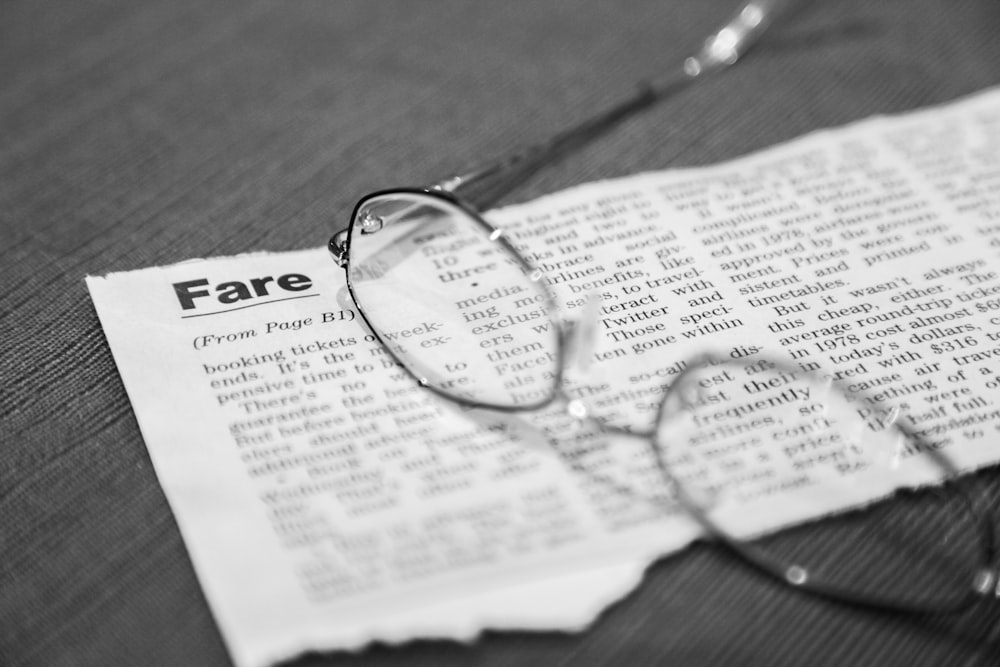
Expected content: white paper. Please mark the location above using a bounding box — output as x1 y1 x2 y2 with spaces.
88 87 1000 667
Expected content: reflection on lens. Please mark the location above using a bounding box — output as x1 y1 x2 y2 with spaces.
655 357 986 609
347 192 561 408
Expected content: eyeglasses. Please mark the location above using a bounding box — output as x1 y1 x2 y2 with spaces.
328 1 998 616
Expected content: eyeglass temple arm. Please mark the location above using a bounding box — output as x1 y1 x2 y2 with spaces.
429 0 792 211
430 82 666 210
329 0 791 263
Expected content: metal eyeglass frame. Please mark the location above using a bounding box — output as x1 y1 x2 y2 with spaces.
327 0 999 617
336 187 999 615
329 0 788 414
653 354 998 615
331 0 789 260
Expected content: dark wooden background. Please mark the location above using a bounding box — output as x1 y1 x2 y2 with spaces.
3 1 1000 665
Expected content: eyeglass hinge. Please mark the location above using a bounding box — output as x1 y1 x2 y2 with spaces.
328 229 349 268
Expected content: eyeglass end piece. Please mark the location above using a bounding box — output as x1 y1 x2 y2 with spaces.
329 229 349 268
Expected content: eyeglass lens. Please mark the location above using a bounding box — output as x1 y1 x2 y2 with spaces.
655 358 985 609
347 192 562 408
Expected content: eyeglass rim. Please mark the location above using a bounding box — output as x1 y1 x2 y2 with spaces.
651 353 998 615
339 191 998 614
342 187 571 414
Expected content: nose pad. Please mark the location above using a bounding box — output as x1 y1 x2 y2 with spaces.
358 211 384 234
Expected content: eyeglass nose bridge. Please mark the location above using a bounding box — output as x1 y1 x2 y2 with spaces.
561 291 602 374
